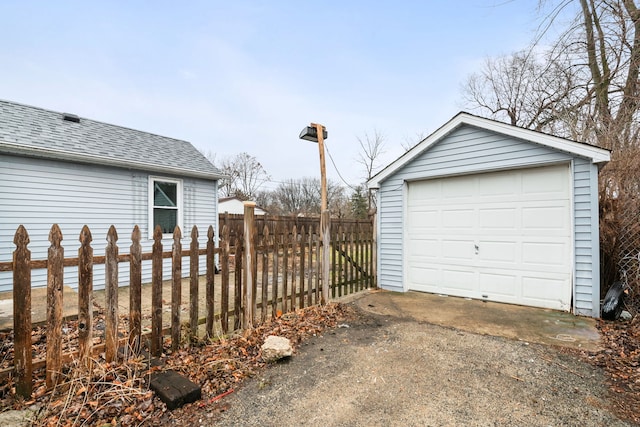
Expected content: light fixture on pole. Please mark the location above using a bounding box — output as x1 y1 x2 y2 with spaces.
299 123 330 305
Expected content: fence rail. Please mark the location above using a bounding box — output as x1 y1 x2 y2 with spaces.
0 209 375 397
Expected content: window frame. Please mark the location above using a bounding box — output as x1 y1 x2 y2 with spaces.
148 176 183 239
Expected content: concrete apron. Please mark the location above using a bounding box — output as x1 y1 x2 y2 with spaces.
344 289 601 352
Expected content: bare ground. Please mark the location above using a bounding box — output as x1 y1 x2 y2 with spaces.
166 305 634 427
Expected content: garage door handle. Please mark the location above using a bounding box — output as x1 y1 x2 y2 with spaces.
474 244 479 254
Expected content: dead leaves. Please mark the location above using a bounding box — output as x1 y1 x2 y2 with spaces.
585 316 640 424
0 303 357 426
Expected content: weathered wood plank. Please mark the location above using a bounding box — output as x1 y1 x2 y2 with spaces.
282 230 289 313
298 226 306 309
243 202 256 329
77 225 93 369
13 226 32 398
171 226 183 350
46 224 63 389
151 226 163 357
189 226 199 341
105 225 119 363
261 225 270 323
290 225 297 312
206 226 215 337
221 225 230 334
234 235 242 331
129 225 142 354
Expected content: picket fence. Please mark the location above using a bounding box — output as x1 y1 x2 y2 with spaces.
0 209 375 398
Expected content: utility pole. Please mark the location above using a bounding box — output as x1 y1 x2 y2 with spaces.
299 123 331 304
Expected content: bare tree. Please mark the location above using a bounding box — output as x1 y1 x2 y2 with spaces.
356 130 386 210
271 177 346 217
216 152 271 199
401 131 428 152
356 130 386 182
462 0 640 151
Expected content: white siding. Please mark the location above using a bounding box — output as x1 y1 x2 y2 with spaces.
0 154 218 292
377 125 601 316
572 158 600 316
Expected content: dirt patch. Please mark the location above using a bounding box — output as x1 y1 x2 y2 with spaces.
167 307 631 427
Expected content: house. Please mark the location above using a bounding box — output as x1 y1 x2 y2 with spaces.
219 196 267 215
368 112 610 318
0 99 224 292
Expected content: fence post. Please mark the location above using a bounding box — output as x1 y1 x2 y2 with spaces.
129 225 142 354
290 225 298 311
221 225 230 333
171 226 182 350
13 225 32 398
321 210 331 305
189 226 199 341
243 202 256 329
151 226 163 356
78 225 93 369
299 226 306 309
46 224 63 388
261 225 270 323
206 226 215 337
234 235 243 330
105 225 119 363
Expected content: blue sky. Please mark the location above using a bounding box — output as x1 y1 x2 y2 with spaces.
0 1 548 190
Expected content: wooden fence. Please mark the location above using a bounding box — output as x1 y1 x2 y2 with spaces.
0 210 375 397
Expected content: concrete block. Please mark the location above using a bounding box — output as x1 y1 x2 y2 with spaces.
150 370 201 410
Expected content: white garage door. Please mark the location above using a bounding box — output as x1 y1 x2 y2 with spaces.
406 164 572 310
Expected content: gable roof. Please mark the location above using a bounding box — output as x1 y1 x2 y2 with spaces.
0 99 223 180
368 112 611 188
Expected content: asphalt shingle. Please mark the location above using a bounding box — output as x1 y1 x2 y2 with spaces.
0 99 222 179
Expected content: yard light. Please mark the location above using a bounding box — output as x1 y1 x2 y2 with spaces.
299 123 330 305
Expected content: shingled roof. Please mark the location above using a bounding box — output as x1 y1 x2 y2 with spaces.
0 99 223 180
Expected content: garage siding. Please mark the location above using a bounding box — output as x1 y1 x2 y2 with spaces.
377 125 596 306
572 158 600 316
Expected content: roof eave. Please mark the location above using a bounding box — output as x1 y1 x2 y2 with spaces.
0 141 226 181
367 112 611 188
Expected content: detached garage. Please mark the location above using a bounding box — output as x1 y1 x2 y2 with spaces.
368 113 610 317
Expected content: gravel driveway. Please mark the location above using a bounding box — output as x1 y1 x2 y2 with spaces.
205 304 630 426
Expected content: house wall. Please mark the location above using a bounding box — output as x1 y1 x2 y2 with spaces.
376 124 601 316
0 154 218 293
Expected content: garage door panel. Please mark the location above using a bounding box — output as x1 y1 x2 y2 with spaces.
479 272 517 297
442 240 475 261
478 241 517 263
522 242 568 267
408 209 439 229
442 209 474 229
406 164 572 310
521 276 570 309
442 176 475 199
441 269 475 291
408 238 439 258
522 206 569 230
478 172 519 197
478 208 517 229
522 167 567 196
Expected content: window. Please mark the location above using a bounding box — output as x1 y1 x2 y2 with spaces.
149 177 182 237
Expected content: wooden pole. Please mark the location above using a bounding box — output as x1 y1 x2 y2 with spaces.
243 201 256 329
311 123 331 305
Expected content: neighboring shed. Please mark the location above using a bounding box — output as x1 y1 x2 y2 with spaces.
0 99 224 292
219 196 267 215
368 113 610 317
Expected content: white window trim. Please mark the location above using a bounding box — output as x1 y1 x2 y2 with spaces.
148 176 183 239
